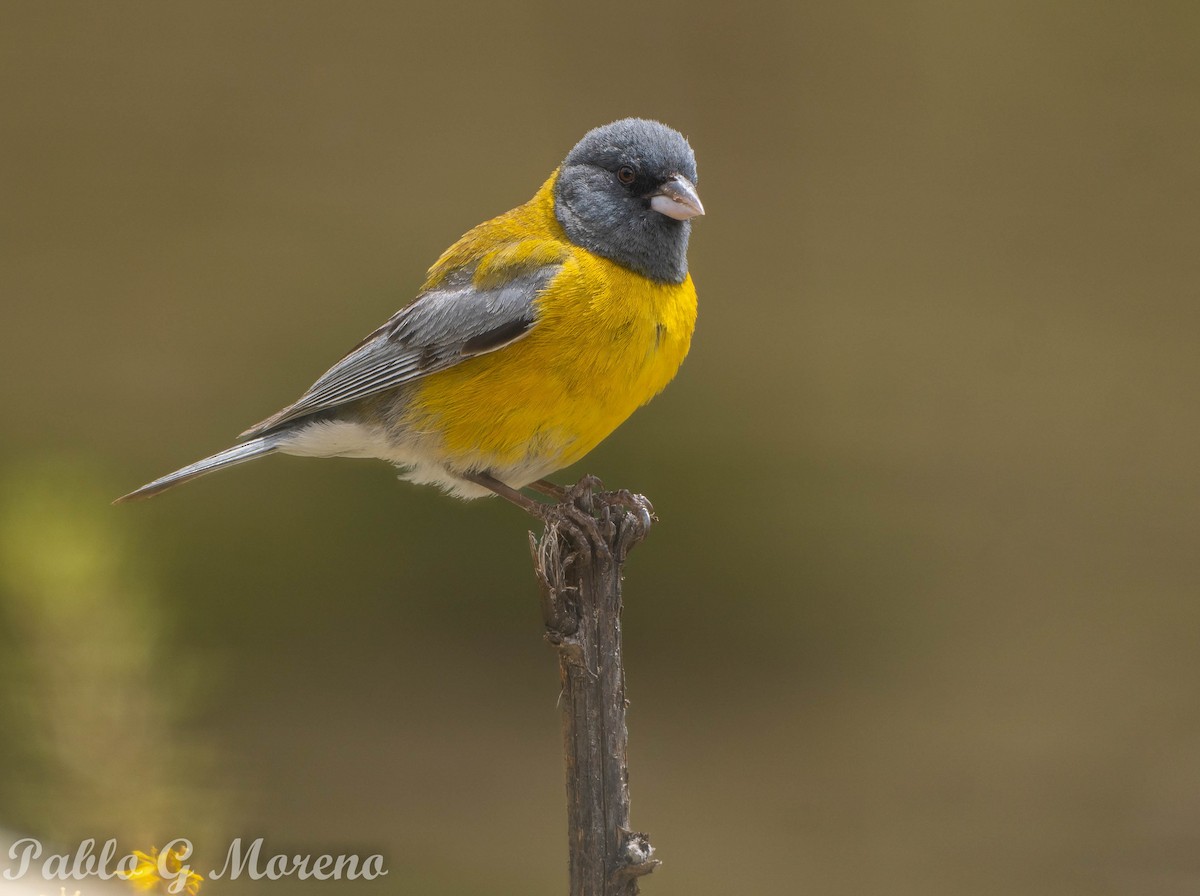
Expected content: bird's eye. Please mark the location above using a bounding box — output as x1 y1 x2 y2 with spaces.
616 165 636 185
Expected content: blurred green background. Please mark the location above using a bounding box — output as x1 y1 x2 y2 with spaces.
2 2 1199 894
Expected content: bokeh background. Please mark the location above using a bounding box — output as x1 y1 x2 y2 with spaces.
2 2 1199 894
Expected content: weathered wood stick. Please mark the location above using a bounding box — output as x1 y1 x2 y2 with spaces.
529 477 660 896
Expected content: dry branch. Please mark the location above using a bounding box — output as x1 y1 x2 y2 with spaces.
529 477 660 896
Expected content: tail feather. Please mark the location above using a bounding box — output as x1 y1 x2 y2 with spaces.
113 436 280 504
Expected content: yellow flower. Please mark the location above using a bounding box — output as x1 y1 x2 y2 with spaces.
125 846 203 895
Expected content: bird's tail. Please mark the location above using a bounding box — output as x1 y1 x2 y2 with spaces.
113 435 281 504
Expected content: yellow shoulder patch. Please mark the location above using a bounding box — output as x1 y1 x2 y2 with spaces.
421 171 566 292
473 240 570 290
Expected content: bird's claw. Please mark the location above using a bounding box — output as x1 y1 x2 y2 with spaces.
542 498 608 566
599 488 656 531
533 475 655 561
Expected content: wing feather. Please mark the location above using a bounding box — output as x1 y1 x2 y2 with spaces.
240 257 562 438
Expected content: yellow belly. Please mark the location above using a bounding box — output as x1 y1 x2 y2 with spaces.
405 254 697 479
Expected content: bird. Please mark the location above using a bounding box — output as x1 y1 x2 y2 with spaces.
115 118 703 515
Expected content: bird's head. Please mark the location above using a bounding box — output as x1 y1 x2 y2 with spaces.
554 118 702 285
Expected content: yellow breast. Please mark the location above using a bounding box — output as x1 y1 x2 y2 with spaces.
404 173 697 476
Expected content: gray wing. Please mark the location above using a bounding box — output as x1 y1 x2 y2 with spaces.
240 264 560 438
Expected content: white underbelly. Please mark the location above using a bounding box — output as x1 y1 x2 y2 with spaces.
275 419 563 499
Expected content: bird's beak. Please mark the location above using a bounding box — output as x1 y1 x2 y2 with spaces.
649 175 705 221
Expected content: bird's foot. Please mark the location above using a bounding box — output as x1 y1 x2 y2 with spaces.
465 471 654 560
543 475 655 561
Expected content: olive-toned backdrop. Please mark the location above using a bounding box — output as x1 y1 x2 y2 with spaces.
2 3 1198 894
